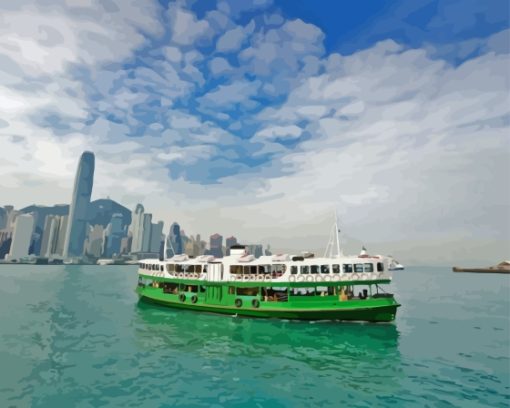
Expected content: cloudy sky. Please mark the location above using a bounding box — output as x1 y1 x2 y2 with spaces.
0 0 508 264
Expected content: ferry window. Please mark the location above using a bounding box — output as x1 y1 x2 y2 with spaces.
291 266 298 274
272 264 285 274
301 266 309 274
237 287 259 296
250 266 258 274
259 265 270 274
377 262 384 272
321 265 330 274
311 265 319 274
160 265 164 272
364 263 374 272
166 264 172 273
195 265 202 273
175 264 183 273
332 264 340 274
355 264 364 273
343 264 353 273
230 265 242 274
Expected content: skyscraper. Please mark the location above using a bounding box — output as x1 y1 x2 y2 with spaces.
5 213 34 261
149 221 164 253
130 204 145 253
209 233 223 258
63 151 95 258
226 236 238 255
40 215 62 257
141 213 152 252
103 213 124 258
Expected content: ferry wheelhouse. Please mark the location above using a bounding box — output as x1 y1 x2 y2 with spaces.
136 243 400 322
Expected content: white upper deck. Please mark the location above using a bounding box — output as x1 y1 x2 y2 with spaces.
137 245 392 283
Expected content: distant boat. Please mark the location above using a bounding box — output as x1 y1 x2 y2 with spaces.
453 261 510 274
387 256 404 271
97 259 115 266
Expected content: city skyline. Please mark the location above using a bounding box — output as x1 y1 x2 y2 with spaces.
0 149 273 262
0 1 508 264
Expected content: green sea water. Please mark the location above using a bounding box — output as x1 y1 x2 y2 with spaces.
0 265 508 407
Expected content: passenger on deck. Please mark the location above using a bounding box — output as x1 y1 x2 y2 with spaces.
340 289 348 301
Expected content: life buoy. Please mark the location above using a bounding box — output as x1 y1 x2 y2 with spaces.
178 272 184 278
179 294 186 302
315 275 323 282
323 275 332 282
257 275 264 281
191 295 198 304
296 275 305 282
306 275 314 282
252 299 260 308
289 275 296 282
264 275 272 282
351 273 359 280
235 298 243 308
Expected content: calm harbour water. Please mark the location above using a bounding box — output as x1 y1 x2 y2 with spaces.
0 265 508 407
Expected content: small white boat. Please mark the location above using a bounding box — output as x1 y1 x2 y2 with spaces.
387 256 404 271
97 259 115 265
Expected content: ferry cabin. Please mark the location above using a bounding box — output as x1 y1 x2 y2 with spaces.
136 247 399 321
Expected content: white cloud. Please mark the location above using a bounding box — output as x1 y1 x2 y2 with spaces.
209 57 234 75
197 80 261 111
216 21 254 52
255 125 302 140
168 5 211 46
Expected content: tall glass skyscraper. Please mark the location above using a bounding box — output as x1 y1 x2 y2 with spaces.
63 151 95 258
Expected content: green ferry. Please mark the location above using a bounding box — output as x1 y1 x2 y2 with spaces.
136 244 400 322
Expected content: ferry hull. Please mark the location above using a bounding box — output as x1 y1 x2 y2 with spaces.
137 287 399 322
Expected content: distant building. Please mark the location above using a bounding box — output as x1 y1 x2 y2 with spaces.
208 233 223 258
246 244 263 258
85 225 104 258
225 236 238 255
120 233 132 255
55 215 69 256
141 213 152 252
0 233 12 260
0 206 7 230
103 213 124 258
130 204 145 253
19 204 68 255
149 221 164 253
265 244 272 256
167 222 183 257
40 215 63 258
5 213 34 261
0 206 17 258
63 151 95 258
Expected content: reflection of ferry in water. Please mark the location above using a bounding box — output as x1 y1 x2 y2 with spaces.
136 223 400 322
